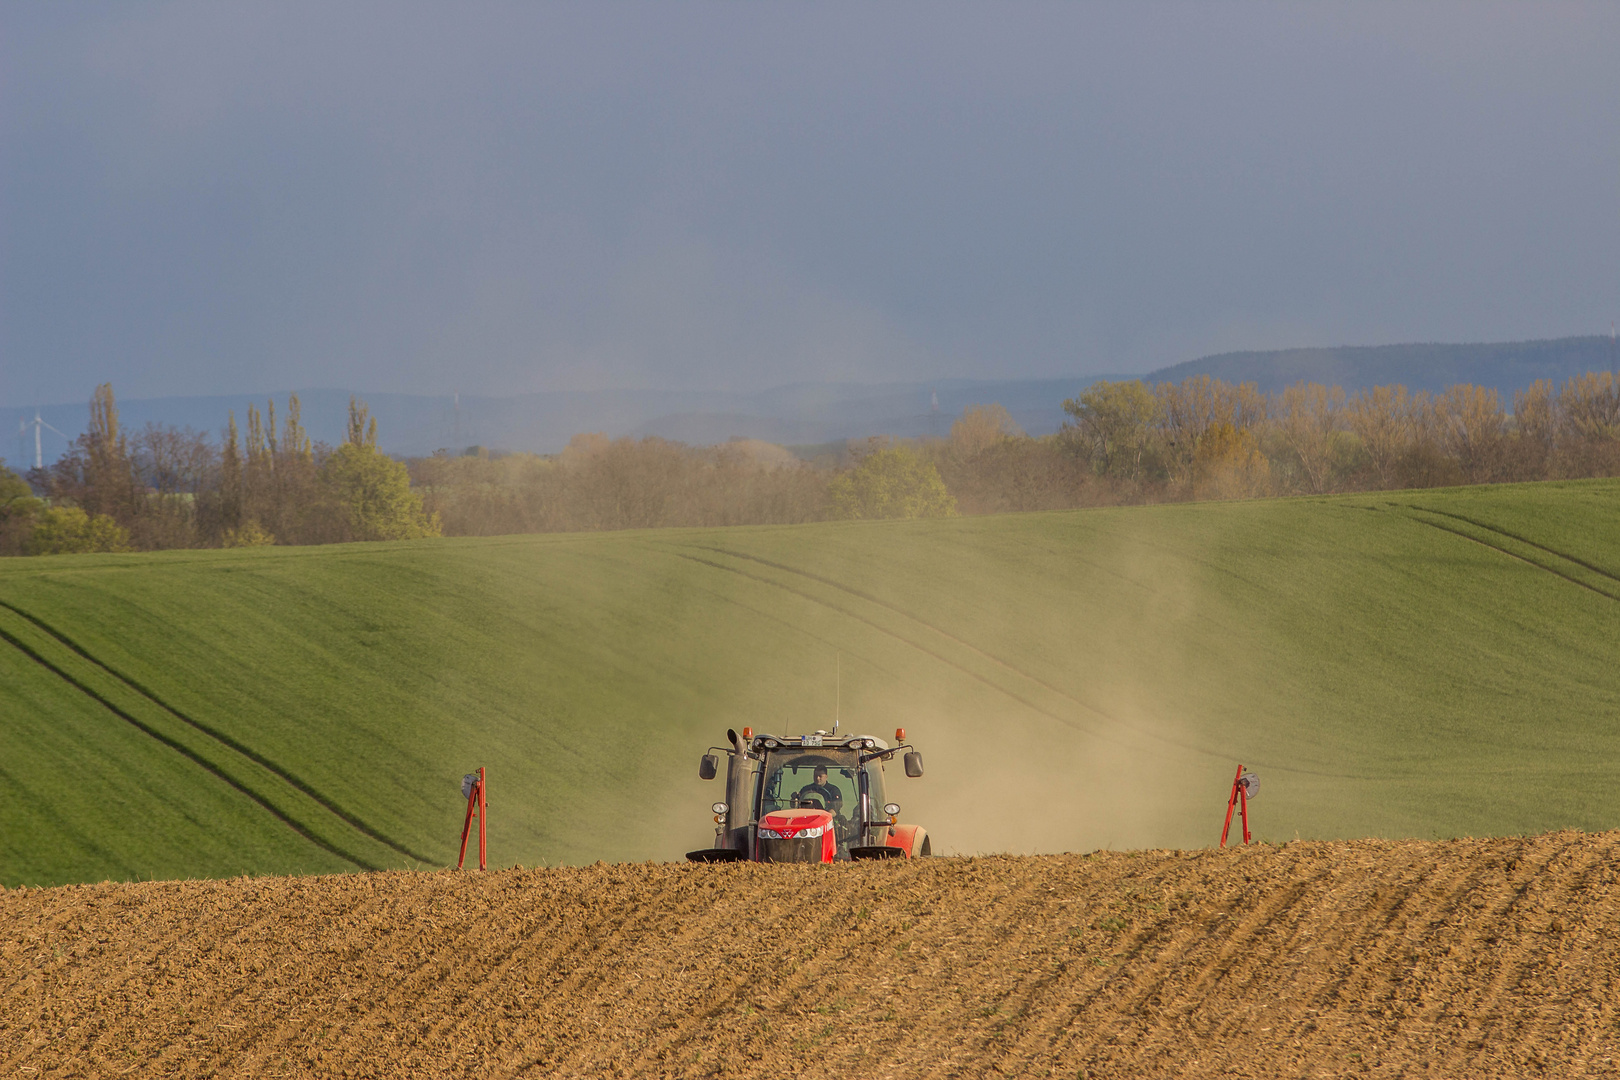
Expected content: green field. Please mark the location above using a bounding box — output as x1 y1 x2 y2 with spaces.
3 480 1619 887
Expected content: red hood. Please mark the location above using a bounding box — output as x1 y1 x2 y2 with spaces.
759 808 833 838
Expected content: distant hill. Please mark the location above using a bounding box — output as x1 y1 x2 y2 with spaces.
5 335 1616 462
1143 335 1619 397
1 377 1118 461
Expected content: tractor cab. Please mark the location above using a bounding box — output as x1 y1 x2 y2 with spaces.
687 728 930 864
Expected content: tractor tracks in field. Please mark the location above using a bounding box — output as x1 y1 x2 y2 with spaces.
1392 503 1620 603
0 597 432 870
669 548 1115 733
669 544 1369 780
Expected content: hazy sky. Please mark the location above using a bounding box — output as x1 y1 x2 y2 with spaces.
3 2 1617 405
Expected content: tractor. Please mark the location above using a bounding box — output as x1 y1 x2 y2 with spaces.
686 726 929 863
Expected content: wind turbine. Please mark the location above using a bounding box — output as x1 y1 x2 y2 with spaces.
18 408 68 470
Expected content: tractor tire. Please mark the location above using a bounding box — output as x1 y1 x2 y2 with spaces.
850 845 904 861
886 825 929 858
685 848 745 863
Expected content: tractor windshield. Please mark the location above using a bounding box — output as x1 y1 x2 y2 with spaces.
760 752 859 816
757 749 890 824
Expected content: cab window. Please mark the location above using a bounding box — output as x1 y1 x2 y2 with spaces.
760 754 858 815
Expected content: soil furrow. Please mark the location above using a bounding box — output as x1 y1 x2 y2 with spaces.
7 836 1620 1078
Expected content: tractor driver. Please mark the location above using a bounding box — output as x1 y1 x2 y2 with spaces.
797 766 844 813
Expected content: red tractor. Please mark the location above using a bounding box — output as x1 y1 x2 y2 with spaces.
687 727 929 863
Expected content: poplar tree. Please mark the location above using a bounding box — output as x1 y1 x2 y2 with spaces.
219 411 243 533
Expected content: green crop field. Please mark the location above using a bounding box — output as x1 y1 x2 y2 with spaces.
3 479 1619 887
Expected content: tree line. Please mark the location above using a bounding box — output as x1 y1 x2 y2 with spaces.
406 434 959 534
410 368 1620 530
922 371 1620 514
4 369 1619 554
0 385 437 555
1045 370 1620 504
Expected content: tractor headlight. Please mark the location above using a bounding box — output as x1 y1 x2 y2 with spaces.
712 802 728 816
883 803 900 817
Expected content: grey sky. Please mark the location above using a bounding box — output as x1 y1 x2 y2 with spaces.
3 2 1617 406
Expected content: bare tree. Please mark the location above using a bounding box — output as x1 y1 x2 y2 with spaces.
1345 385 1411 489
1554 371 1620 477
1272 382 1345 494
1434 384 1508 484
1510 380 1556 480
1156 376 1266 487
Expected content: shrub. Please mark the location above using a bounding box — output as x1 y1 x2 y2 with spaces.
829 446 956 520
28 506 132 555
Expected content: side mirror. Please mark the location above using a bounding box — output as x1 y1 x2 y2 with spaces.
699 753 719 780
904 752 924 778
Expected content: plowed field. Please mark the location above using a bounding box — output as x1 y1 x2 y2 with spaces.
6 831 1619 1078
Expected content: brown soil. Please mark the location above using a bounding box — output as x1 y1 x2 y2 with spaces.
3 832 1619 1078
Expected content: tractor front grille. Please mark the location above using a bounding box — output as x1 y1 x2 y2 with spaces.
758 836 825 863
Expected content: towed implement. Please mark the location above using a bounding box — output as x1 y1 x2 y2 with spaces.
687 727 929 864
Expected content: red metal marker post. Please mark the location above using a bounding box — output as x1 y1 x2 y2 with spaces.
1219 763 1251 848
458 767 487 870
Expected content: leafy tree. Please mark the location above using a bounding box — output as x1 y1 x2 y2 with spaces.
1154 376 1267 483
346 395 379 449
950 404 1025 458
42 383 141 527
0 461 43 555
829 445 956 520
27 506 131 555
251 393 322 543
218 411 244 535
1191 422 1270 500
321 442 441 541
1063 380 1161 482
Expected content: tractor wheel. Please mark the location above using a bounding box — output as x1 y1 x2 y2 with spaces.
919 835 931 857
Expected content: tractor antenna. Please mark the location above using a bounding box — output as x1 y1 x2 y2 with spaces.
834 652 841 736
